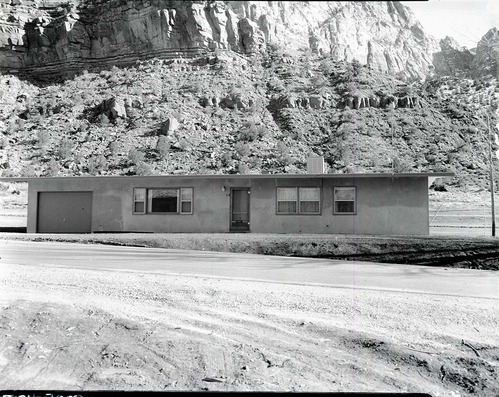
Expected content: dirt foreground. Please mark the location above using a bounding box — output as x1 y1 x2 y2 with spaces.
0 260 497 395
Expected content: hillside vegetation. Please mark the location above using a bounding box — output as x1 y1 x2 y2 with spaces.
1 46 498 190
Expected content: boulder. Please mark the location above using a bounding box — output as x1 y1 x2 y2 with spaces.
160 117 179 135
222 93 250 109
398 96 420 108
124 96 142 109
369 96 380 108
199 95 220 107
100 97 126 120
353 95 370 109
278 95 296 108
381 95 397 108
309 96 324 109
199 97 210 107
398 96 412 108
352 96 361 109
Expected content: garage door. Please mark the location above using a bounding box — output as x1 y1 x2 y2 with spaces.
37 192 93 233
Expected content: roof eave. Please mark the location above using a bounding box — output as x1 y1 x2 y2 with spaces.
0 172 455 183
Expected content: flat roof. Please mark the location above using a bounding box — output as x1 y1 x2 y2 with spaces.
0 172 455 183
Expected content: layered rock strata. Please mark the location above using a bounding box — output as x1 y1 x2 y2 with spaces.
0 0 440 80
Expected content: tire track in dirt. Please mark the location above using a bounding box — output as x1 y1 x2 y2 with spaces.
0 263 497 394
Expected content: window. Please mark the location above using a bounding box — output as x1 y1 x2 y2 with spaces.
148 188 178 212
277 187 297 214
299 187 320 214
334 187 356 214
134 188 193 214
133 188 146 214
277 187 321 214
180 188 193 214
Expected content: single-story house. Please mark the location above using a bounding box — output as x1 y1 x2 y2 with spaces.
0 163 453 235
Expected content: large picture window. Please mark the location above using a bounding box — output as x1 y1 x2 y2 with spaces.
133 187 193 214
148 188 178 212
334 187 356 214
277 187 320 214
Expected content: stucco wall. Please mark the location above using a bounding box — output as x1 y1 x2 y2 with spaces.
27 175 429 235
249 177 429 235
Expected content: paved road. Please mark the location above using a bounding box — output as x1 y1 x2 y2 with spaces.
0 240 497 299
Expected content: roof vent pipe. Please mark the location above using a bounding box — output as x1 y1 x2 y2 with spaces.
307 156 325 174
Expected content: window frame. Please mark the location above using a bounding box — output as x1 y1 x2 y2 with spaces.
333 186 357 215
133 188 146 214
179 187 194 215
276 186 321 215
276 187 298 214
148 187 179 214
133 187 194 215
298 187 321 214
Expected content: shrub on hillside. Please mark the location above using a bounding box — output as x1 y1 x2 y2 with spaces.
98 113 110 125
234 142 250 158
19 162 37 177
276 141 294 166
178 139 191 152
184 80 204 94
0 136 7 149
135 161 154 176
57 138 73 160
268 77 285 92
156 136 170 160
346 59 362 81
37 131 50 155
45 158 60 176
109 141 120 155
220 151 235 168
341 109 356 123
127 148 145 165
240 118 266 142
238 163 250 174
87 154 107 175
392 156 414 173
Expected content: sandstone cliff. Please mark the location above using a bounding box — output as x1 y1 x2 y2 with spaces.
0 0 440 80
432 37 474 77
471 28 499 79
